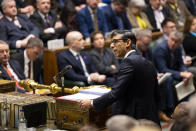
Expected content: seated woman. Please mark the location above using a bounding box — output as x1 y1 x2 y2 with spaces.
127 0 152 31
90 31 119 77
183 16 196 63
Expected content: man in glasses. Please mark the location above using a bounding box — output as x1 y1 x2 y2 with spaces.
80 30 160 125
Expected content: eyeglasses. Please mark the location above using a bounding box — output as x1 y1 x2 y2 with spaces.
0 49 9 54
111 38 128 44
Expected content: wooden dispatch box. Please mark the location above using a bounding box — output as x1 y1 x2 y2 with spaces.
0 80 15 93
56 99 111 130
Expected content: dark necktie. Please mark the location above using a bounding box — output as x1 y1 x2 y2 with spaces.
28 61 31 78
92 10 99 31
76 54 82 67
44 15 50 27
116 15 124 29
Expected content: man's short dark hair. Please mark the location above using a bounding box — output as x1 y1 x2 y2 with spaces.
161 18 175 28
111 30 136 49
112 0 128 6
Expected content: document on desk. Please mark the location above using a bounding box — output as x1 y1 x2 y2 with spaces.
158 73 172 85
57 87 111 102
175 78 195 101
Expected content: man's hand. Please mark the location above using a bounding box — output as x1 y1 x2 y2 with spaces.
97 75 106 82
184 56 192 66
157 73 164 80
79 99 92 110
180 72 194 85
54 21 63 29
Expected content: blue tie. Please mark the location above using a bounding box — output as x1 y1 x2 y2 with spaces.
76 54 82 67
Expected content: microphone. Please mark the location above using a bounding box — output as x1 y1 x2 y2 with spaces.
56 65 72 77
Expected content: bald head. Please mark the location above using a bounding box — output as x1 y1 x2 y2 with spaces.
66 31 85 52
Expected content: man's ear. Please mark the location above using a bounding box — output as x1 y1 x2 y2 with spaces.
126 39 131 48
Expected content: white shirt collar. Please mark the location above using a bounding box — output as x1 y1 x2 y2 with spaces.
69 48 79 57
124 50 136 58
5 16 17 22
38 11 48 21
24 50 31 63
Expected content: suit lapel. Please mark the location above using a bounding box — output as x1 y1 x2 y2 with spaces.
0 64 11 80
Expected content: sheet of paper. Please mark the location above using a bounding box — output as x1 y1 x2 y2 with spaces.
175 78 195 100
47 39 64 50
158 73 172 85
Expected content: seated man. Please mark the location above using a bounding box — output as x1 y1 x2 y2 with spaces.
90 31 119 77
76 0 108 41
0 40 26 92
30 0 66 46
0 0 39 50
11 37 43 83
57 31 111 86
153 30 193 115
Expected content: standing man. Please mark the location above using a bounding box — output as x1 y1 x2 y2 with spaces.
30 0 66 46
76 0 108 42
80 30 160 125
0 40 26 92
11 37 43 83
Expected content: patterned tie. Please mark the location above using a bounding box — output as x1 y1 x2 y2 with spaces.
4 65 24 90
44 15 50 27
92 10 99 31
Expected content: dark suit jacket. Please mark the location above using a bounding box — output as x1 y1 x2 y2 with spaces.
0 60 26 80
11 51 43 83
90 48 119 76
143 5 171 32
183 32 196 57
57 49 97 84
102 4 132 31
76 6 108 38
184 0 196 16
153 40 186 80
30 11 66 45
93 51 160 124
0 14 39 49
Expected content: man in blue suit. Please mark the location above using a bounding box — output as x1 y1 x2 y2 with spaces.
0 40 26 92
184 0 196 16
101 0 132 31
79 30 160 125
57 31 111 86
76 0 108 41
0 0 39 50
153 31 193 115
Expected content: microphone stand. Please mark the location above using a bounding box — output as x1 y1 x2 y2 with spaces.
61 76 64 96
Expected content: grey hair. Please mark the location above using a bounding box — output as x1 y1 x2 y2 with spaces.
169 30 184 41
1 0 15 9
106 115 138 131
0 40 8 45
27 37 44 48
65 31 81 45
135 29 152 38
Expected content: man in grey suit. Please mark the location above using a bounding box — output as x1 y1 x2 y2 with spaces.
80 30 160 125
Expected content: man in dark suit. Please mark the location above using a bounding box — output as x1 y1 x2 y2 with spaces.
80 30 160 125
0 0 39 50
101 0 132 32
184 0 196 16
0 40 26 92
76 0 108 41
11 37 43 83
153 31 193 115
143 0 171 32
57 31 110 86
30 0 66 46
